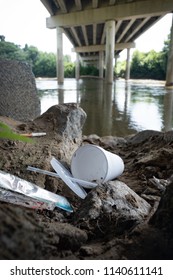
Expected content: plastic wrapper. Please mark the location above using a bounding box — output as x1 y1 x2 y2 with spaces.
0 170 73 212
0 187 55 210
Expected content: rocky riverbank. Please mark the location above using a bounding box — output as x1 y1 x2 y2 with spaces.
0 104 173 259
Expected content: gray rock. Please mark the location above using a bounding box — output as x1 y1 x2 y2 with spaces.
0 59 40 121
35 103 86 141
33 104 87 162
127 130 162 145
100 135 127 148
74 180 151 236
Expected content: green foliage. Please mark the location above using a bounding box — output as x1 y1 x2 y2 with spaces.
63 55 71 63
23 44 40 67
80 65 99 76
33 52 56 77
116 32 170 80
0 122 32 142
0 40 75 78
64 62 75 78
115 60 126 78
0 40 56 77
130 49 165 80
0 41 26 61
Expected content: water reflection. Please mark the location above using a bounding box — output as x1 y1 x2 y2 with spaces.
36 78 173 137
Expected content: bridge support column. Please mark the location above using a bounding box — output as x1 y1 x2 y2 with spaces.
114 54 119 79
56 27 64 84
166 14 173 87
105 20 115 84
99 51 104 78
75 53 80 80
125 48 131 81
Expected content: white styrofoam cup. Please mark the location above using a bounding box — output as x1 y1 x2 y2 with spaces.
71 144 124 185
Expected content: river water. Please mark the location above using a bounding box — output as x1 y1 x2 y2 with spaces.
36 78 173 137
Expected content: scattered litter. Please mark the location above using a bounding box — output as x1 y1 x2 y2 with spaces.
71 144 124 183
149 176 168 192
28 145 124 199
0 170 73 212
50 157 87 199
0 187 55 210
0 145 124 210
20 132 46 137
27 166 97 188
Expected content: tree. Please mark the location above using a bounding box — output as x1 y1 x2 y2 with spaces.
130 49 165 80
116 30 171 80
33 52 56 77
64 62 75 78
160 33 171 77
23 44 39 67
115 60 126 78
0 41 26 61
130 50 147 78
0 35 5 41
80 65 99 76
63 55 71 63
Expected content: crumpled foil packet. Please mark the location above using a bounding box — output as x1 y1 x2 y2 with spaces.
0 170 73 212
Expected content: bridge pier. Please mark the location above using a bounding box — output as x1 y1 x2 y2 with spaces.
99 51 104 78
165 14 173 87
56 27 64 84
75 53 80 80
105 20 115 84
125 48 131 81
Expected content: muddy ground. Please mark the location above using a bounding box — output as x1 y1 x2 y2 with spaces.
0 106 173 260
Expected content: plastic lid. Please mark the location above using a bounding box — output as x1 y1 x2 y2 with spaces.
50 157 87 199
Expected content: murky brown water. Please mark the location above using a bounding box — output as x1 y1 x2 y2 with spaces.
36 78 173 137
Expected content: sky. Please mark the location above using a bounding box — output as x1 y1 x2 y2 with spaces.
0 0 172 61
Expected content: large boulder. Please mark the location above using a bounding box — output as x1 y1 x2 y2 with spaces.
34 104 86 139
74 180 151 237
0 59 40 121
18 103 87 164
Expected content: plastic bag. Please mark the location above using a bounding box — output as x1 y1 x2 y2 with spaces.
0 170 73 212
0 187 55 210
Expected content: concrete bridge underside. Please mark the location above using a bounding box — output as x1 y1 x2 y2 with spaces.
40 0 173 85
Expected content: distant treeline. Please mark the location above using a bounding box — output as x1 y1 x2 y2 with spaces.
0 39 73 77
0 33 170 80
116 33 170 80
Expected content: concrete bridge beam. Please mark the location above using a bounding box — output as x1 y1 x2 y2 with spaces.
72 42 135 52
47 0 173 28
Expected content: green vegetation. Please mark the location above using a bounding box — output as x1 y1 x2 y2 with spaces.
80 65 99 76
0 122 32 142
0 40 61 77
115 33 170 80
130 49 165 80
0 32 170 80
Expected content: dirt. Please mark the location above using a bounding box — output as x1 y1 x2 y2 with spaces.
0 112 173 260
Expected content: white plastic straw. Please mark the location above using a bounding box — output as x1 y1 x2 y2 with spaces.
27 166 97 187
